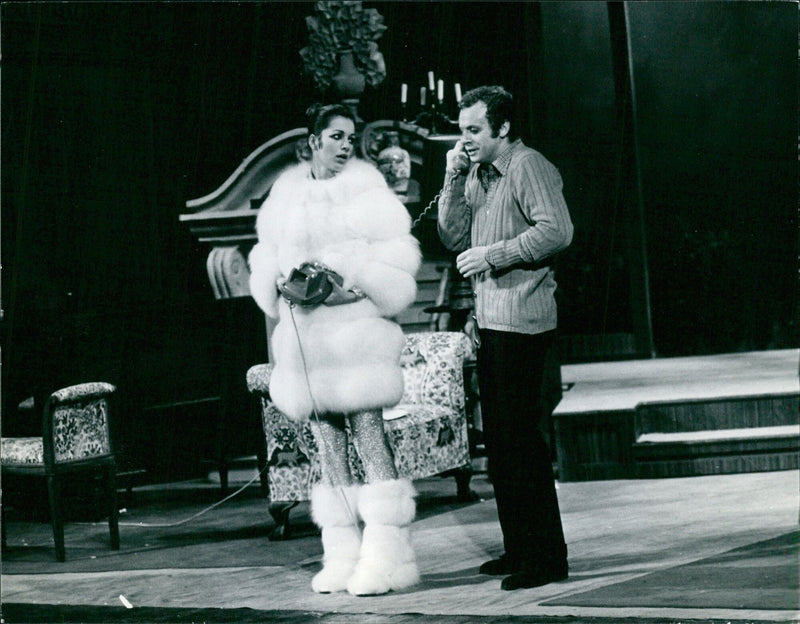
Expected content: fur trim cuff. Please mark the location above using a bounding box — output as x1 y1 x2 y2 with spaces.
358 478 416 526
311 484 360 528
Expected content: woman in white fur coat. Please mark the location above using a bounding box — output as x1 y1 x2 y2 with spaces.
248 103 422 596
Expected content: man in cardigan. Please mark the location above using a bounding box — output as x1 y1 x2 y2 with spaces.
437 85 574 590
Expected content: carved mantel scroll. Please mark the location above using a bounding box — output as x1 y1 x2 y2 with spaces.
179 128 310 300
206 246 252 299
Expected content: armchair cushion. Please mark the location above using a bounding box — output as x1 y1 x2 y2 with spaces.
1 437 44 465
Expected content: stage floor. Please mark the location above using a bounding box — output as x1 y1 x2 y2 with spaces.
2 469 798 623
555 348 800 415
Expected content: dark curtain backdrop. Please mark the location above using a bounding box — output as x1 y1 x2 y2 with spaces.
2 2 797 479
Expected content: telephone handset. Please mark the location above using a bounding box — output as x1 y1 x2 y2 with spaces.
452 139 470 175
411 141 469 231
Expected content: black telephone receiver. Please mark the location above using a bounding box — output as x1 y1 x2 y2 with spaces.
411 141 468 231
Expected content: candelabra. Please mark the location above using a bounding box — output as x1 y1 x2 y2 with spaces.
399 75 461 135
414 106 458 135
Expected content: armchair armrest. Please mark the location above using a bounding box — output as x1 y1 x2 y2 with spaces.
49 382 116 406
247 364 274 396
400 331 474 409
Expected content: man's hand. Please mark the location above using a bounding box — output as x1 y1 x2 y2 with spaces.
446 139 470 175
456 246 491 278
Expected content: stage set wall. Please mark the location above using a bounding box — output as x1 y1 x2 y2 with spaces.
2 2 796 483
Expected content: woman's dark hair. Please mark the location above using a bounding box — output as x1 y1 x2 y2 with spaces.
306 102 355 137
459 86 516 140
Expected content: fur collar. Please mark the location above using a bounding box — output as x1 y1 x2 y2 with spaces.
267 158 387 209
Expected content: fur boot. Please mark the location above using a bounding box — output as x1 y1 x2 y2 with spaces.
310 484 361 593
346 478 420 596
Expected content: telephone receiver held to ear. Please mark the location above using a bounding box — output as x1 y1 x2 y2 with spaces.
411 139 469 231
448 140 470 175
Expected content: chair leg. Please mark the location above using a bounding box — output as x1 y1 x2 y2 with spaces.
256 450 270 499
46 475 66 562
218 464 229 498
268 501 298 541
454 467 478 502
1 500 7 551
106 465 120 551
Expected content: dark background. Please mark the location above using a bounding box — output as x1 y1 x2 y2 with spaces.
2 1 797 482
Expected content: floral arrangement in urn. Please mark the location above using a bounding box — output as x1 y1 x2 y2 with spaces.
300 1 388 94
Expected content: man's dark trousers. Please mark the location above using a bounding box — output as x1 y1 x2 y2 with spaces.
476 328 568 571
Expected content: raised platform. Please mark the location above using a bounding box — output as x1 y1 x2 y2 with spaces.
553 349 800 481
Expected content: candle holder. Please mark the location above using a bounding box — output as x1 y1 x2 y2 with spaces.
410 79 459 134
413 106 458 135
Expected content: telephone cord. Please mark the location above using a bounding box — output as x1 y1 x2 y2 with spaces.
410 190 442 231
287 303 362 533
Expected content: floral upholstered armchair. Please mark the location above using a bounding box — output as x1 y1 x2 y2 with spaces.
1 382 120 561
246 331 475 539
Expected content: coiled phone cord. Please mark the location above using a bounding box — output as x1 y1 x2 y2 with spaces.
410 190 442 231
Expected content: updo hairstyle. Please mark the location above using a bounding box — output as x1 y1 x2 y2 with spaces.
305 103 356 137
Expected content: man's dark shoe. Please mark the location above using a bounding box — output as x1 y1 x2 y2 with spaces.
500 563 568 590
479 554 518 576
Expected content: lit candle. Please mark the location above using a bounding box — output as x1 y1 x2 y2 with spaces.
455 83 462 103
428 71 435 91
437 79 444 102
401 83 407 104
420 86 426 106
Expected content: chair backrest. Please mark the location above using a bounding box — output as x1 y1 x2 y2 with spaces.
399 331 473 410
43 382 116 465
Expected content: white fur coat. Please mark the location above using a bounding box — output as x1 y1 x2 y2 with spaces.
248 159 421 421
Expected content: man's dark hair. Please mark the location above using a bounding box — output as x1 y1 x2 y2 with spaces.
459 85 517 140
305 102 355 137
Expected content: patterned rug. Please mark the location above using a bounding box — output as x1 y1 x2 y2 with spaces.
542 529 799 611
1 475 486 574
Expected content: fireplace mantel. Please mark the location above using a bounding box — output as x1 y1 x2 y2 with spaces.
179 128 310 298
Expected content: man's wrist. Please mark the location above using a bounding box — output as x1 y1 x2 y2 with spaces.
485 248 497 270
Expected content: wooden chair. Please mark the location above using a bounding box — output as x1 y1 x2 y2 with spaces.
246 331 475 539
1 382 120 561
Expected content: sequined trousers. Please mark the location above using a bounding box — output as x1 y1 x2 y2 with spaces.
309 410 396 486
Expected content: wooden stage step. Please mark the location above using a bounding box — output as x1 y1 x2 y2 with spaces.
552 349 800 481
